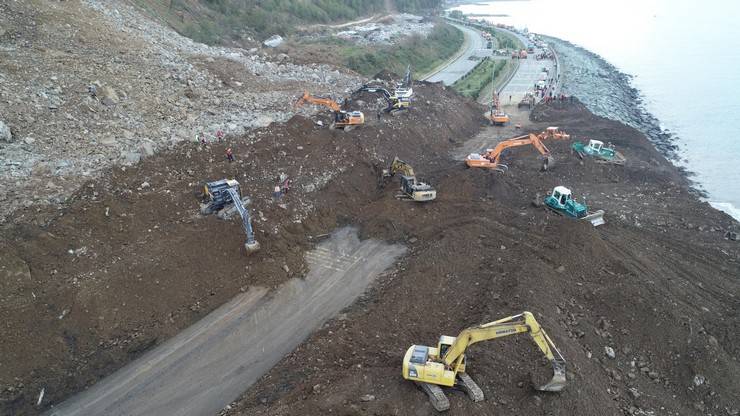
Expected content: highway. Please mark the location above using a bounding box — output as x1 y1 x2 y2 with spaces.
423 23 491 85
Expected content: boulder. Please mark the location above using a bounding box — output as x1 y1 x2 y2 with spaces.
139 142 155 157
100 85 119 106
263 35 283 48
0 120 13 143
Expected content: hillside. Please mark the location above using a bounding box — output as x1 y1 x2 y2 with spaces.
132 0 444 44
0 1 738 416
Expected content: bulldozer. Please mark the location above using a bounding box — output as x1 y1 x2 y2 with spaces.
571 139 626 165
200 179 261 254
294 91 364 130
465 127 570 172
382 157 436 202
544 185 605 226
402 311 566 412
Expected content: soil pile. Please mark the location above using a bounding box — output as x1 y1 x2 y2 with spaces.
222 99 740 416
0 82 483 415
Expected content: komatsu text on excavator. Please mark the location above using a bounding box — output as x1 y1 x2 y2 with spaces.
294 91 364 130
402 311 566 412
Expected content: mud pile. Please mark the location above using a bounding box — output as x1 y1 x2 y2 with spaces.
224 100 740 416
1 78 738 415
0 82 483 415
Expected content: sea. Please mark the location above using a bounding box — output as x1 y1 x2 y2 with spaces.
450 0 740 222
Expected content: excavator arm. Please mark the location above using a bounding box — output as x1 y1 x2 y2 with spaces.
295 91 341 112
484 134 548 163
442 311 566 392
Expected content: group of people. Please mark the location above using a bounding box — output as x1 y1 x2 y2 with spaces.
197 129 234 163
197 128 293 201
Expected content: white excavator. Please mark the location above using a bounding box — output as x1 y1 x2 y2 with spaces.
402 311 566 412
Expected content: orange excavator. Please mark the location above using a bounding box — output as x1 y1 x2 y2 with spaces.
294 91 365 130
465 127 570 172
487 93 510 126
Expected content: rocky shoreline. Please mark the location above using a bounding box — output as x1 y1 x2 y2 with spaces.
547 37 688 170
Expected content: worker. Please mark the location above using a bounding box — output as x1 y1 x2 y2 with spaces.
216 129 224 142
377 111 381 121
226 147 234 162
509 95 512 103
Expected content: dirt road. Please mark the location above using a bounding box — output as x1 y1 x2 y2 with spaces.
45 228 404 416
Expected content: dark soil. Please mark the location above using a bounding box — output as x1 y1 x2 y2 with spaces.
1 84 738 416
224 100 740 416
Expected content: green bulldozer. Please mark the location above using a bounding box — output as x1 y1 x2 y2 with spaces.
544 186 605 227
571 139 625 165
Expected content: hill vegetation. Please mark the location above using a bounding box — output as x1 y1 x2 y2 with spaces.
135 0 444 44
341 23 463 77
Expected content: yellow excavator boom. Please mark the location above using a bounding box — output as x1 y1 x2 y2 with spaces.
402 311 566 411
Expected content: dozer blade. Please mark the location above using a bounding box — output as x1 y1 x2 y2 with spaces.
582 210 605 227
416 382 450 412
535 360 567 392
456 373 484 402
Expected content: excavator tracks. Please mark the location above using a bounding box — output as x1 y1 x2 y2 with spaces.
456 373 485 402
416 382 450 412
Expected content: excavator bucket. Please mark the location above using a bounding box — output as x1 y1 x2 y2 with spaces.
535 360 567 392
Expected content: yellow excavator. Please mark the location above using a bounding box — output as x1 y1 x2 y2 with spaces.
382 157 436 202
294 91 365 130
402 311 567 412
465 127 570 172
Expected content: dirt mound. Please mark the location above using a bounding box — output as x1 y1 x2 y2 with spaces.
0 82 484 415
222 100 740 416
2 77 738 416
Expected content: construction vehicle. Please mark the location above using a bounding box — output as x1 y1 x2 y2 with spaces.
200 179 261 253
402 311 567 412
518 92 535 109
357 85 411 115
394 65 414 99
382 157 436 202
294 91 364 130
487 93 509 126
544 185 605 226
465 127 570 172
571 139 626 165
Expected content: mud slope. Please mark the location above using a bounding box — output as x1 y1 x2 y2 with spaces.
225 100 740 416
0 82 484 415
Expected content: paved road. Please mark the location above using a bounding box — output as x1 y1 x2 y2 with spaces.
497 28 556 104
424 23 491 86
46 227 405 416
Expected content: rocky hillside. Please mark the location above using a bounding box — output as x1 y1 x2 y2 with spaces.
0 0 361 223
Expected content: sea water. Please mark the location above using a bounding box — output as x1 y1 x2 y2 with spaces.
452 0 740 221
